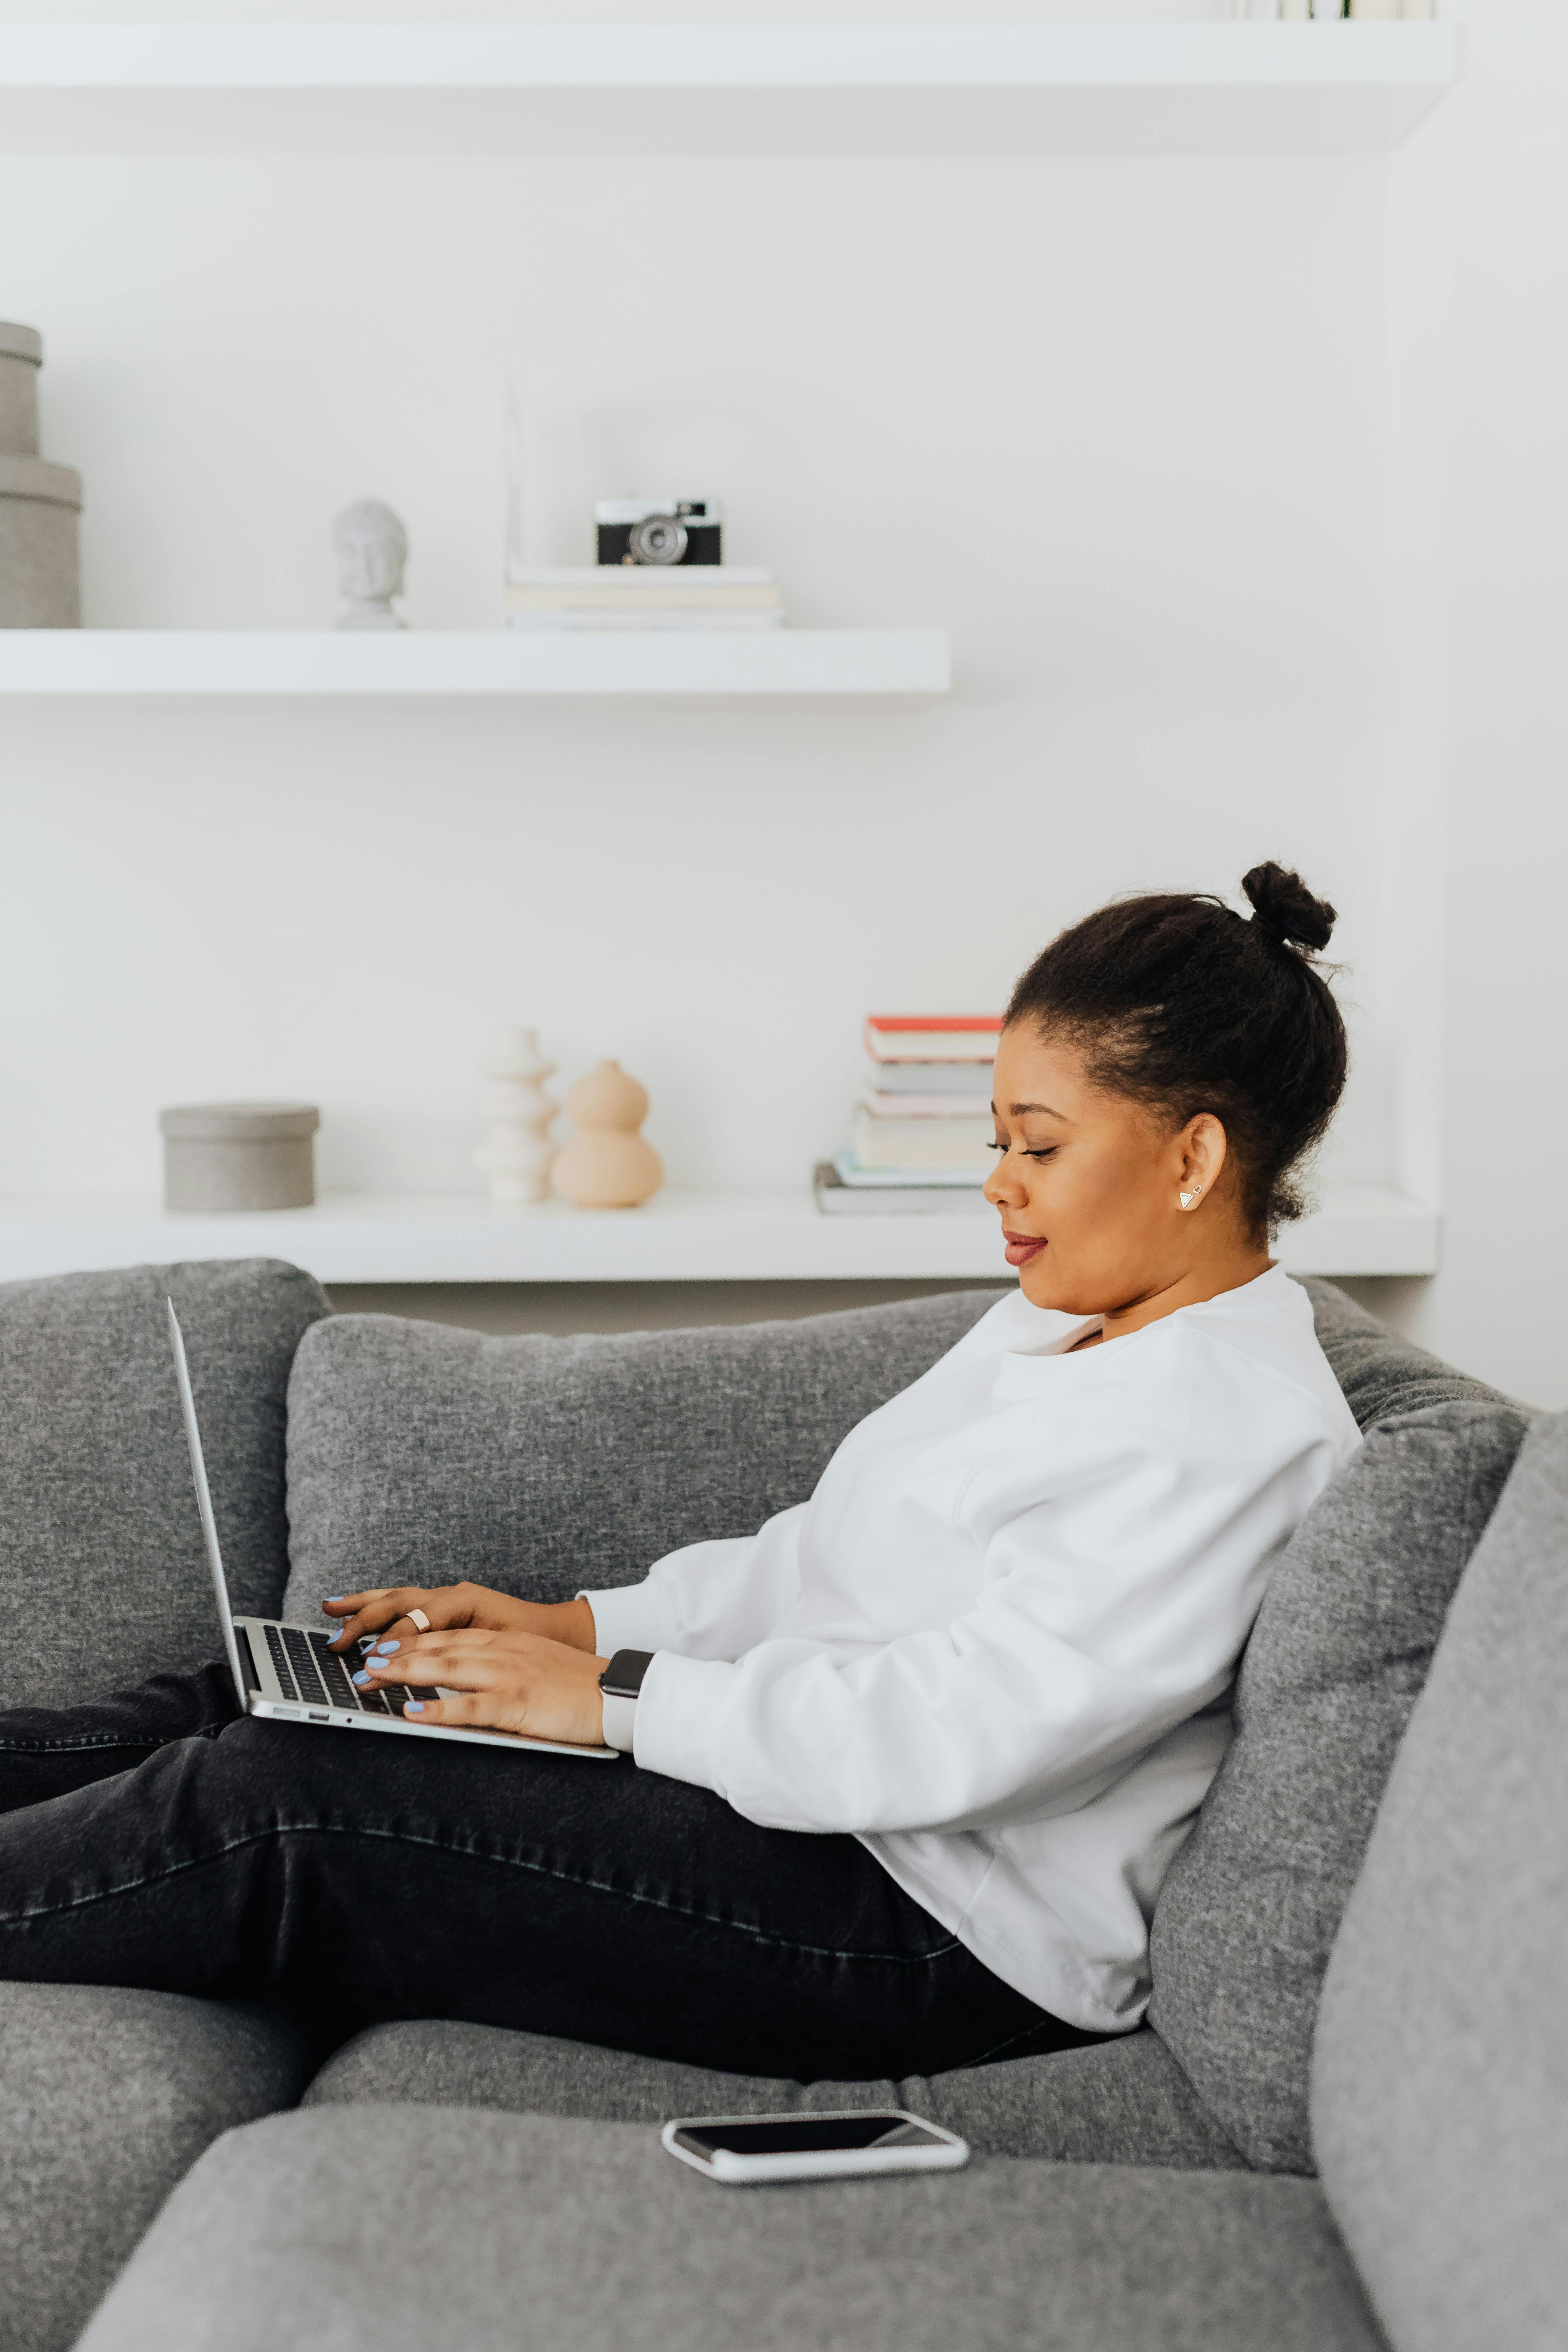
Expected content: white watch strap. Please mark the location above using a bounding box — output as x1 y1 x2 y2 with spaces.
601 1688 638 1753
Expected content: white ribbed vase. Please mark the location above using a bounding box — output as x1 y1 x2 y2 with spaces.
474 1026 557 1204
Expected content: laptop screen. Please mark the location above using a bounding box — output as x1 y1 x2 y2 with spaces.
165 1299 256 1711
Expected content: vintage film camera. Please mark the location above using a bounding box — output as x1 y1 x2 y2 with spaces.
594 498 723 567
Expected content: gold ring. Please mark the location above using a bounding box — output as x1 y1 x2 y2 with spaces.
407 1608 431 1634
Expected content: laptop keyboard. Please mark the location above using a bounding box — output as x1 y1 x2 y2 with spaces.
264 1623 431 1719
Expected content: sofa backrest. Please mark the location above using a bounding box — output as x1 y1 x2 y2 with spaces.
1297 1277 1512 1429
1144 1281 1519 2174
281 1276 1496 1626
1310 1410 1568 2352
1149 1397 1531 2172
281 1290 1001 1624
0 1258 329 1708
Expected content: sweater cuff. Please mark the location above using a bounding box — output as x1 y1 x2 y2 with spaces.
628 1651 740 1789
578 1581 680 1659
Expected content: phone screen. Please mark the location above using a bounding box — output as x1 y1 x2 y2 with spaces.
673 2115 946 2158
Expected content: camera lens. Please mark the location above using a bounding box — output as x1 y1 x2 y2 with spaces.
627 514 688 566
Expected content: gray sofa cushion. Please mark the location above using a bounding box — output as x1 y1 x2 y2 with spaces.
306 2016 1245 2169
1299 1277 1508 1427
0 1983 312 2352
914 2032 1247 2168
279 1280 1470 1626
281 1290 1002 1622
1150 1398 1530 2174
1311 1409 1568 2352
0 1258 329 1707
77 2107 1383 2352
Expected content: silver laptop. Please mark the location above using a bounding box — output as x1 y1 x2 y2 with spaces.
167 1299 617 1761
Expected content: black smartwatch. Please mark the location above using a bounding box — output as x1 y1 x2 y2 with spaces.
598 1649 654 1752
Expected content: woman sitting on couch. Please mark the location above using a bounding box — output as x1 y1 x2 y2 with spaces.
0 863 1358 2083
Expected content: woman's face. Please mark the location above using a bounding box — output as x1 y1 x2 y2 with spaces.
984 1020 1227 1318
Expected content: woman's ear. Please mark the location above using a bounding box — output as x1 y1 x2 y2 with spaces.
1176 1114 1228 1213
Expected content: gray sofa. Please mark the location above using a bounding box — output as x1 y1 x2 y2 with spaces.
1 1257 1561 2351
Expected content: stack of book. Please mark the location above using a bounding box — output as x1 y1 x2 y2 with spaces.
815 1015 1001 1216
505 568 784 631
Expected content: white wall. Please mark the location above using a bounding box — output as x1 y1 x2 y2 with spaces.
0 141 1395 1192
0 2 1258 22
5 2 1561 1403
1386 0 1568 1407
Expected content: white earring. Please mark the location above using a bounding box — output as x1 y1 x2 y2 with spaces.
1180 1185 1201 1209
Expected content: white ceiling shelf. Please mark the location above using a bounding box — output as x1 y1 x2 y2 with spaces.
0 1185 1438 1287
0 629 949 698
0 22 1457 157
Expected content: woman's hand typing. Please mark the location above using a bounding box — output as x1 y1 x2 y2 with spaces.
350 1624 611 1748
323 1583 597 1658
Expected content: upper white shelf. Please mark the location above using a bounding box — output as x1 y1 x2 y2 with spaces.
0 23 1457 157
0 629 949 698
0 1184 1438 1287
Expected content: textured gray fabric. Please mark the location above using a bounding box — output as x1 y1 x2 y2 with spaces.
282 1290 1003 1621
1298 1277 1508 1428
80 2107 1383 2352
0 1983 312 2352
1311 1409 1568 2352
304 2018 905 2126
307 2016 1245 2168
279 1281 1447 1624
0 1257 329 1706
914 2031 1247 2167
1150 1400 1531 2175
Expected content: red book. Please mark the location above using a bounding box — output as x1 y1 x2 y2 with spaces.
864 1015 1002 1065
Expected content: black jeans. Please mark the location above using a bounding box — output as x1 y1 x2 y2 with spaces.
0 1666 1100 2082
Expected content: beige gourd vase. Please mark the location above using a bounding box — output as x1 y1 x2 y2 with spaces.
550 1061 663 1210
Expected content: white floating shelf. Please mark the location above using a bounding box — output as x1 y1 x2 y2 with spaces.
0 1184 1438 1287
0 23 1456 157
0 630 949 699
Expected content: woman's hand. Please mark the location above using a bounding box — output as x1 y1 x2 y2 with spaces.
355 1626 611 1749
323 1584 597 1657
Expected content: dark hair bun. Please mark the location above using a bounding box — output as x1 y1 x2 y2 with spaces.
1242 862 1337 954
1006 865 1349 1239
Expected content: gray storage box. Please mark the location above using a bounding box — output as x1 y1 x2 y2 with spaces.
0 322 42 456
0 453 82 628
0 322 82 629
160 1103 320 1213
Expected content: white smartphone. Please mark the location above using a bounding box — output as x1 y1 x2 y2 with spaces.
661 2109 970 2185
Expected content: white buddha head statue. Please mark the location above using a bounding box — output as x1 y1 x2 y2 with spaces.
333 498 408 618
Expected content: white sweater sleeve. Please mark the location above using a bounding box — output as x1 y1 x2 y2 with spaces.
626 1370 1337 1837
582 1504 808 1662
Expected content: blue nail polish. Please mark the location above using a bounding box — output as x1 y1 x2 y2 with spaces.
352 1670 371 1686
404 1700 425 1713
327 1596 344 1603
376 1639 399 1654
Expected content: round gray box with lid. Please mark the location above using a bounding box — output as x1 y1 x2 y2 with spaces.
0 321 82 628
160 1103 320 1213
0 321 42 453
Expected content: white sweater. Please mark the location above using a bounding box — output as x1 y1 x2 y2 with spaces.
584 1266 1361 2033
